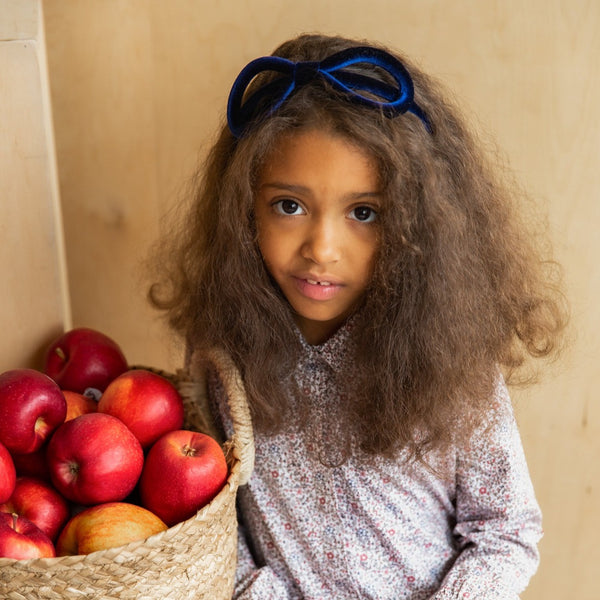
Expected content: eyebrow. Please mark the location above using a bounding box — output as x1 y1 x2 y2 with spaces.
259 181 382 202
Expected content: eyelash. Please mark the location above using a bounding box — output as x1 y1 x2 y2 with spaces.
272 199 378 223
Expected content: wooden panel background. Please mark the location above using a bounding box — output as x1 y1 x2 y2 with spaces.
2 1 598 598
0 0 70 371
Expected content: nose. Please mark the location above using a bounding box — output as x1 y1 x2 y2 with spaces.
300 217 342 264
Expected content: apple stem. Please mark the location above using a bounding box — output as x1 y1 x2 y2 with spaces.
11 513 18 531
55 347 67 361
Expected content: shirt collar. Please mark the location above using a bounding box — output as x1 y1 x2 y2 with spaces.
296 315 358 374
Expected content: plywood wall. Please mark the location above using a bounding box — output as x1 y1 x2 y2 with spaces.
3 1 598 598
0 0 70 371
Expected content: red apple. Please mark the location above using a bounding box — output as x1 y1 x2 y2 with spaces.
98 369 184 449
43 327 128 393
139 430 228 527
0 512 55 559
63 390 97 422
56 502 167 555
0 369 67 454
12 444 50 482
47 412 144 505
0 477 70 542
0 441 16 503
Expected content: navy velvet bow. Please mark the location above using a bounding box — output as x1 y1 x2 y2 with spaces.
227 46 431 138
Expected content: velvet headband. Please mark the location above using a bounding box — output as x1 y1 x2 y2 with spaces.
227 46 432 138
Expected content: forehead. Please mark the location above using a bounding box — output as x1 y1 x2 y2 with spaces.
258 128 380 191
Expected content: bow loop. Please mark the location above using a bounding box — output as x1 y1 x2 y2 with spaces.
227 46 431 138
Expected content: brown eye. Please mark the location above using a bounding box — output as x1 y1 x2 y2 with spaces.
350 206 377 223
274 199 304 215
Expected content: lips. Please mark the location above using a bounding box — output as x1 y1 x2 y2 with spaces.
293 275 343 301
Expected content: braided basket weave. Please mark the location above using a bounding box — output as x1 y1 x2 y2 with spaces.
0 348 254 600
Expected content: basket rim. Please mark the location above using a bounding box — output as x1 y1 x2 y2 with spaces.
191 347 255 485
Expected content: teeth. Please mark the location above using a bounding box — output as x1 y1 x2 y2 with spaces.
307 279 331 286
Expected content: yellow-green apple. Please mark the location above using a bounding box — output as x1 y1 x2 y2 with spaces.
63 390 97 422
43 327 128 394
56 502 167 555
47 413 144 505
0 512 55 559
139 430 227 526
0 476 70 542
0 369 67 454
98 369 184 449
0 441 16 503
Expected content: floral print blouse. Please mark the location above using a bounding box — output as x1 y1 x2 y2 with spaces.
210 322 542 599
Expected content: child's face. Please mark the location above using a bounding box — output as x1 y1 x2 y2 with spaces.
255 128 381 345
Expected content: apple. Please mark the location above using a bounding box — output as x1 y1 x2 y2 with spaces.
43 327 129 393
12 444 50 482
139 430 228 527
47 412 144 505
63 390 97 422
0 512 55 559
0 368 67 454
0 477 70 542
0 441 16 503
98 369 184 449
56 501 167 555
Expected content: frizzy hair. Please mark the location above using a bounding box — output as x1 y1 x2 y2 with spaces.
148 33 568 460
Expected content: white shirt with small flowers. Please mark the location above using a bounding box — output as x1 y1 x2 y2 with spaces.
211 322 542 599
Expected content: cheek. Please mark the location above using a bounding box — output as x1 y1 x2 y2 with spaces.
353 231 380 275
256 225 286 273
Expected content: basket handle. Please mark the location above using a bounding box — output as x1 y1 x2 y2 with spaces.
190 347 255 486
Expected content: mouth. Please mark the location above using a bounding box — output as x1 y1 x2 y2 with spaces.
305 278 334 286
293 275 343 301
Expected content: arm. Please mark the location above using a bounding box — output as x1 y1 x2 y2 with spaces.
431 381 543 600
233 525 293 600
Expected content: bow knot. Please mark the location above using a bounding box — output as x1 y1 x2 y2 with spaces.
227 46 431 138
293 61 321 87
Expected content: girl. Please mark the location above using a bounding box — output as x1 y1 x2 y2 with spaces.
150 34 567 599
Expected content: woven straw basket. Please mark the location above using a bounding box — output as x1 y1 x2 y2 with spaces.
0 348 254 600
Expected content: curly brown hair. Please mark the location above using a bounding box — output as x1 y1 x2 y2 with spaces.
148 34 568 460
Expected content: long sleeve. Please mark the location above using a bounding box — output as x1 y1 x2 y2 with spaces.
431 384 543 599
233 525 294 600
